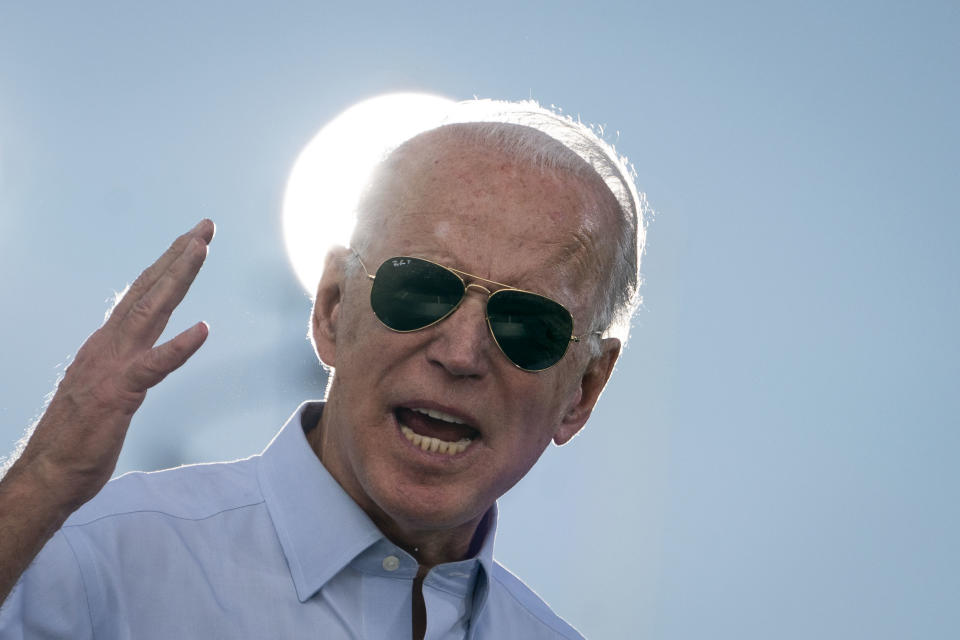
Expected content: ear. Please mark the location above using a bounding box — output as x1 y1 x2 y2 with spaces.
553 337 621 445
311 247 352 368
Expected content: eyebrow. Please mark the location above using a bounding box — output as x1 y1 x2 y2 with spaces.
358 249 561 302
391 252 522 291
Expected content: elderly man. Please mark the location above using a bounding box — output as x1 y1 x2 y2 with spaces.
0 103 644 638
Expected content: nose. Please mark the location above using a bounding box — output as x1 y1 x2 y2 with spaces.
423 287 494 378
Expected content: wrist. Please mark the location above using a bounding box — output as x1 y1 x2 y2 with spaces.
3 454 82 525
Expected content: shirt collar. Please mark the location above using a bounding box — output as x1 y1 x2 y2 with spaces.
256 401 498 605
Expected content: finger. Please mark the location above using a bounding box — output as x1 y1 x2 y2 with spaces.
107 219 215 325
192 218 216 245
118 236 209 349
124 321 209 391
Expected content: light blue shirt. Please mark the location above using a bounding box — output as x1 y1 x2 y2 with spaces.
0 403 584 639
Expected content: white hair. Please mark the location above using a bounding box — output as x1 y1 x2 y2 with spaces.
353 99 650 345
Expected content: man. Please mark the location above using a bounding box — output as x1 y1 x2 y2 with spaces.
0 102 644 638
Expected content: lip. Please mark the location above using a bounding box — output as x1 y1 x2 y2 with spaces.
390 400 483 463
392 399 482 436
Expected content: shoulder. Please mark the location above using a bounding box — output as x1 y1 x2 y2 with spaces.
65 455 264 528
4 457 279 635
480 561 586 639
57 457 272 598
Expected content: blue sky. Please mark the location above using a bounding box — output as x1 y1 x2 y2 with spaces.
1 2 957 637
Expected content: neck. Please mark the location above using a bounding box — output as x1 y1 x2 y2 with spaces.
376 509 490 571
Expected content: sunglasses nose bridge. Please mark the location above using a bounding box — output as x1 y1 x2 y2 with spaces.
455 282 494 322
464 282 493 297
417 280 496 378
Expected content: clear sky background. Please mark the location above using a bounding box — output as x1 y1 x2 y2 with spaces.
1 1 957 638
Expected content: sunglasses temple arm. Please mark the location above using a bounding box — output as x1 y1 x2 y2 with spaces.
570 330 605 343
351 248 375 279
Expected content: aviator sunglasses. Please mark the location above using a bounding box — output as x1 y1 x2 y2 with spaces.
352 251 600 372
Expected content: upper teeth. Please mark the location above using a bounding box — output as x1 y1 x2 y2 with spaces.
412 407 465 424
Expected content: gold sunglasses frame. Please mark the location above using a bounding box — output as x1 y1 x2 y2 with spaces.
352 250 600 372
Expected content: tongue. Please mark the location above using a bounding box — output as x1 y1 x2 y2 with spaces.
396 408 478 442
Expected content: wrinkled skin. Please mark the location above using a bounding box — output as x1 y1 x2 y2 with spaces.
309 129 622 567
0 219 214 604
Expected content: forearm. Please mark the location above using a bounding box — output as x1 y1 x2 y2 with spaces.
0 458 76 606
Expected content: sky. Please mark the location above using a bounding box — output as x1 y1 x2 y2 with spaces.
1 1 958 637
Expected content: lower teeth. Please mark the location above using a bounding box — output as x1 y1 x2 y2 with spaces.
400 425 473 455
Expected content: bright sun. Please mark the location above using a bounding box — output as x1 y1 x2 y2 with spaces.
282 92 455 296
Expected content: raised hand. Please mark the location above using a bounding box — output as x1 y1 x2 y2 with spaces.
17 219 215 506
0 219 215 604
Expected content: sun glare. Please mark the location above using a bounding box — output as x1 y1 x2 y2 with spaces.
282 92 455 296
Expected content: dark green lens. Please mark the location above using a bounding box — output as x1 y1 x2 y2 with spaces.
487 290 573 371
370 257 465 331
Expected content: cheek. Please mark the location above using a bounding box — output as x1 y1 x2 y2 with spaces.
335 289 383 359
520 365 581 436
497 377 575 441
333 303 428 391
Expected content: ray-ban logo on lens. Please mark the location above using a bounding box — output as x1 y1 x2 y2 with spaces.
392 259 413 268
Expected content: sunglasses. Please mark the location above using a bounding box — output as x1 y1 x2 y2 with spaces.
353 251 599 371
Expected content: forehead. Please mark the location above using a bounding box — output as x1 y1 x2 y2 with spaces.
359 128 615 297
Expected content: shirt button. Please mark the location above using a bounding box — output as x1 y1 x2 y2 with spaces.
382 555 400 572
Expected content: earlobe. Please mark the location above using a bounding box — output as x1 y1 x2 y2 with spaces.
553 338 622 445
311 248 351 367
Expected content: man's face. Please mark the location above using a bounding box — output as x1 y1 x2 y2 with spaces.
311 130 620 541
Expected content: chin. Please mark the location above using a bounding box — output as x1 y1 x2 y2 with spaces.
370 474 489 533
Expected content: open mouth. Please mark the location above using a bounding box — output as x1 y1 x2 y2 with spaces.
395 407 480 456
